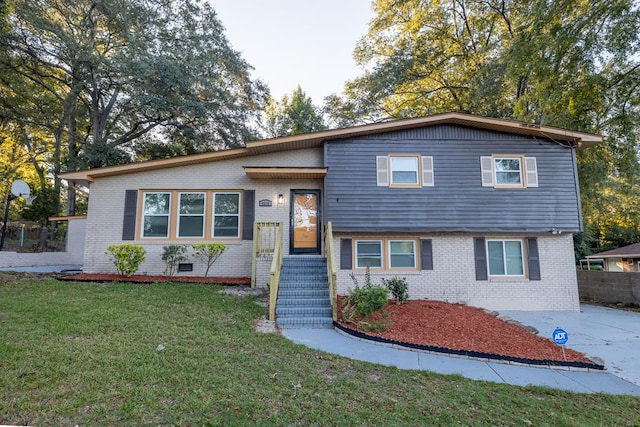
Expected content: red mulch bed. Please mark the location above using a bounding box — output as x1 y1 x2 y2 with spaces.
337 297 597 366
59 273 250 285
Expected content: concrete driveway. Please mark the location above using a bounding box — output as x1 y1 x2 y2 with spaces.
500 305 640 386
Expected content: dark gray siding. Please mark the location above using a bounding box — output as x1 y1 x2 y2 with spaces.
324 124 582 233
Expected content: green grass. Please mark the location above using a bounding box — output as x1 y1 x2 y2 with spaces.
0 278 638 426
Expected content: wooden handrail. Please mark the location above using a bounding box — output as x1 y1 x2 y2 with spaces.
324 222 338 321
268 222 284 321
251 221 282 288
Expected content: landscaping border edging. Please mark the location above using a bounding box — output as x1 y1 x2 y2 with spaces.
333 321 605 371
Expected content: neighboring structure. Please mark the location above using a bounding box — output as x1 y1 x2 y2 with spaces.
60 113 602 311
586 243 640 272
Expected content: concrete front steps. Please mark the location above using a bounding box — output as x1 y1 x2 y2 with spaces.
275 256 333 329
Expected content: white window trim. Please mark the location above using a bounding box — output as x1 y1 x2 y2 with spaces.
376 154 434 188
141 192 171 238
480 155 538 188
388 240 417 269
212 192 241 239
486 239 526 277
354 238 419 270
177 192 206 238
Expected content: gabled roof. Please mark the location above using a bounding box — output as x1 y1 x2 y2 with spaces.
60 112 603 185
587 243 640 259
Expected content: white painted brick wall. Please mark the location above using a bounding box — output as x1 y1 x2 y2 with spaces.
83 148 323 279
333 233 579 311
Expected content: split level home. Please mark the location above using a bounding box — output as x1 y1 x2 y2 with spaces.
61 113 603 326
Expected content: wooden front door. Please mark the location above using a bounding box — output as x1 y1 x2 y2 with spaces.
290 190 321 254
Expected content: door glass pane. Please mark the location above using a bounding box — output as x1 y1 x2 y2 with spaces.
487 241 505 275
293 193 318 250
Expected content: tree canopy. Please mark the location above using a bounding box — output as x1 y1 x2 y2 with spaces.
1 0 267 217
262 86 326 138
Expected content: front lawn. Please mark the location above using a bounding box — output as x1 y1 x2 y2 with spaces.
0 278 638 426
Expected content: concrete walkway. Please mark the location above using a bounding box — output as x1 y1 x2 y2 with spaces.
282 305 640 396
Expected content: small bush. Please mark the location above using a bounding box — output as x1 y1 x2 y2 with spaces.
383 276 409 304
191 243 226 277
105 244 146 277
345 267 389 318
161 245 188 276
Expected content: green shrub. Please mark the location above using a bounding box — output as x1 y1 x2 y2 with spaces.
105 244 146 277
191 243 226 277
382 276 409 304
345 267 389 318
161 245 188 276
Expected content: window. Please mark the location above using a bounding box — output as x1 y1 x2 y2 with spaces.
390 156 419 185
355 240 383 268
213 192 240 238
135 190 248 241
389 240 416 268
142 192 171 237
487 240 524 276
178 192 205 237
354 239 419 270
481 155 538 188
494 158 522 185
376 155 434 187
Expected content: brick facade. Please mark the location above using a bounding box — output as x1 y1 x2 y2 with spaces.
332 233 579 311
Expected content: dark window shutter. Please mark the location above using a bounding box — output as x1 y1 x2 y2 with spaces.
527 237 541 280
242 190 255 240
122 190 138 240
474 237 487 280
420 239 433 270
340 239 352 270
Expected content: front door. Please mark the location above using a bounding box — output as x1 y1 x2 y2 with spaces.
290 190 321 254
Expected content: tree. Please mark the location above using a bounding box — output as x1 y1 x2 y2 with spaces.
263 86 326 137
329 0 640 255
1 0 267 216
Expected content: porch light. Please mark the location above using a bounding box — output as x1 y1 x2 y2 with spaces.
278 194 284 205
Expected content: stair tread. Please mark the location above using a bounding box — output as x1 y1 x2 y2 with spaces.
276 257 332 329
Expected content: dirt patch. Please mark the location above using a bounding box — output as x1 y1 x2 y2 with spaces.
337 298 595 365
